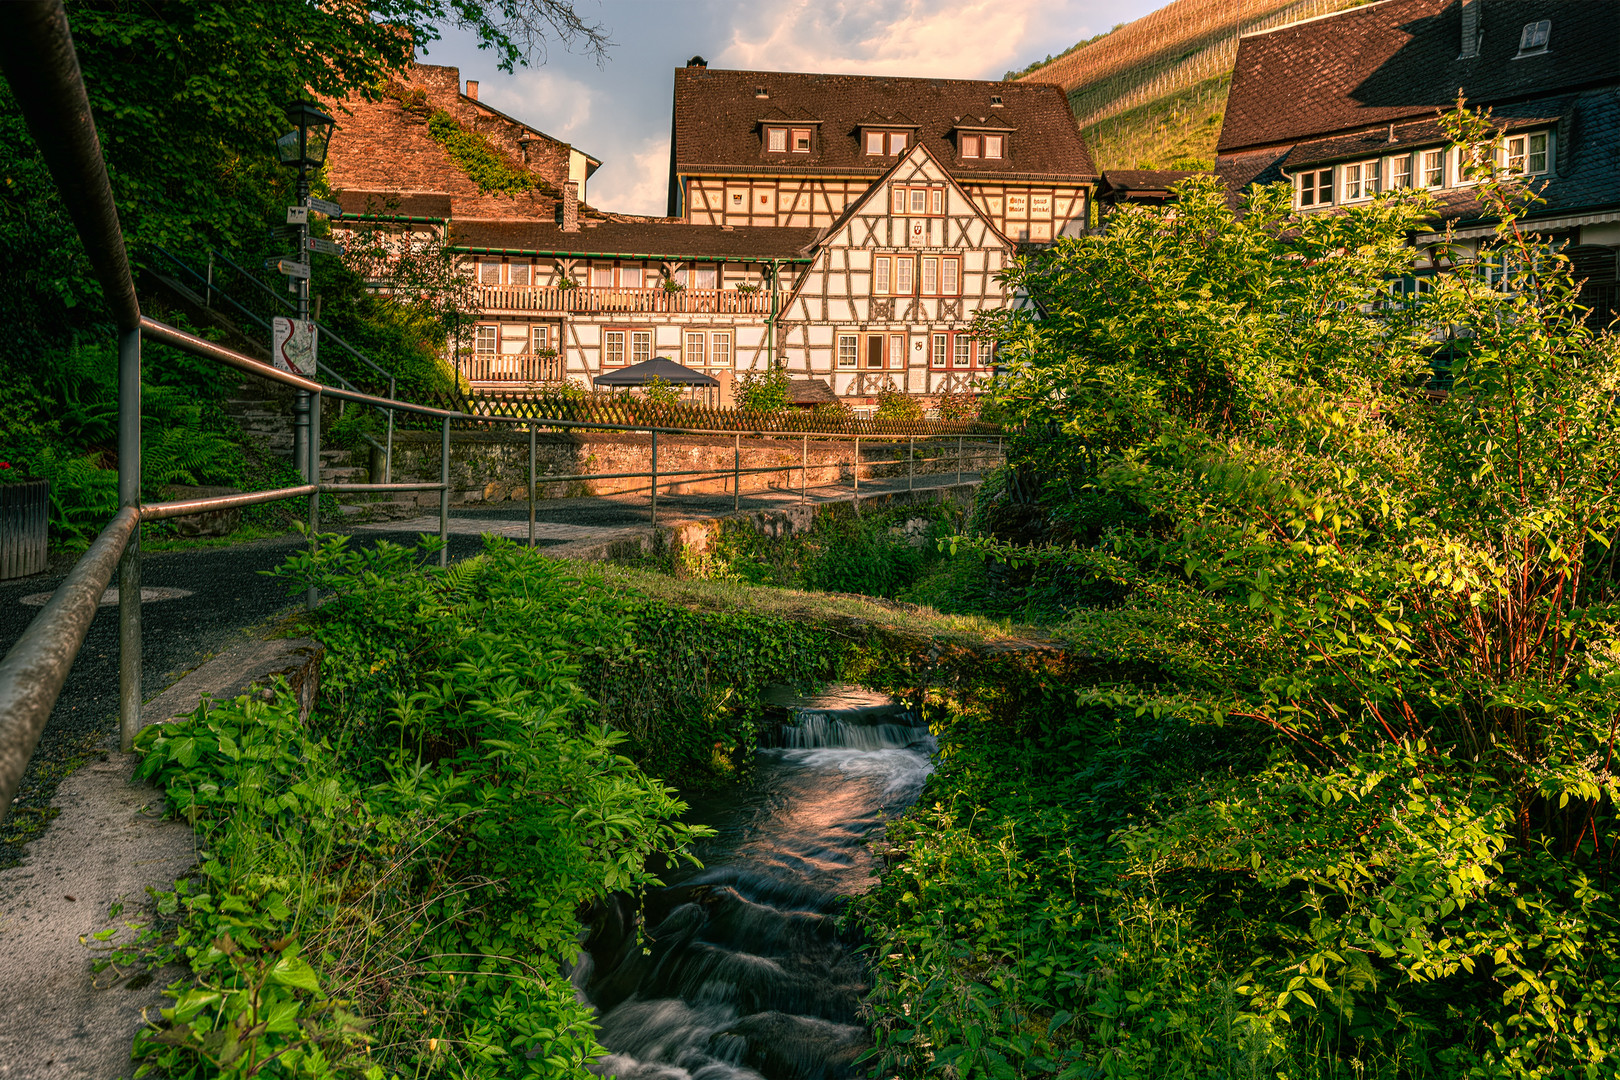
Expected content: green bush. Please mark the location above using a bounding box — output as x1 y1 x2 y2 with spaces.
861 103 1620 1078
127 538 713 1078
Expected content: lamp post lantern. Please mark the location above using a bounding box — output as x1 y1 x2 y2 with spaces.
276 100 334 476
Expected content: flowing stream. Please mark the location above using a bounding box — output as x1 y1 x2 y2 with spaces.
577 686 935 1080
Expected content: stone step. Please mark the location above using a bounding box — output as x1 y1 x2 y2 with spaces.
320 466 368 483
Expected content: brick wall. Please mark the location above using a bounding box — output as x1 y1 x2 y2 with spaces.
325 61 573 222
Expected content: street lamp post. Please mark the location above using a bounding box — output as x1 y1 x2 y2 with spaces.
276 100 334 476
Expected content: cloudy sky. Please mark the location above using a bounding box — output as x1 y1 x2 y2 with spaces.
415 0 1160 216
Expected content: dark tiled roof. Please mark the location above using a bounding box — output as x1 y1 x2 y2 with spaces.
1098 169 1203 196
1282 105 1564 168
1219 0 1620 153
335 191 454 219
786 379 838 404
447 220 822 260
672 67 1096 180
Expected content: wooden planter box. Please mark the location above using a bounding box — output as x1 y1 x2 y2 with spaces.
0 478 49 580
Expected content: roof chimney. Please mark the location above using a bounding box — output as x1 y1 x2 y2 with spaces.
562 180 579 232
1459 0 1482 58
686 55 707 68
466 79 479 100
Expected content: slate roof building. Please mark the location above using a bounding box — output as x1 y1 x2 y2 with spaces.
1216 0 1620 320
668 59 1097 243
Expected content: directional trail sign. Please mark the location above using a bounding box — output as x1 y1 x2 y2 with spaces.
306 236 345 257
264 257 310 280
305 196 342 219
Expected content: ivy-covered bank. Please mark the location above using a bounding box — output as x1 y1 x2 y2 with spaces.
119 533 1054 1079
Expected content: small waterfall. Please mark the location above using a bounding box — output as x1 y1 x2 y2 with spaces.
581 686 934 1080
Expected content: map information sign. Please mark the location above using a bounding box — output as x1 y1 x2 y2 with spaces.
271 317 318 376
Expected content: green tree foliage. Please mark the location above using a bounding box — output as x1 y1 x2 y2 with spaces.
874 385 925 420
734 364 790 412
863 104 1620 1076
127 538 707 1077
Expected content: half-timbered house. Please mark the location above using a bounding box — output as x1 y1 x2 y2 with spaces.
776 142 1020 398
668 59 1097 244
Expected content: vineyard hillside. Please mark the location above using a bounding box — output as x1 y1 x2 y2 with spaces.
1015 0 1371 171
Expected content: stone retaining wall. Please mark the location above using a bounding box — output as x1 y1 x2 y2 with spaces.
374 429 1001 506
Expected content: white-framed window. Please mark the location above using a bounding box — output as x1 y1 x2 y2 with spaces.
479 261 503 285
791 128 812 153
891 186 945 217
921 256 939 295
1518 19 1551 55
1342 160 1379 201
873 256 891 294
983 135 1003 159
953 336 972 368
508 262 531 287
1421 149 1445 188
710 331 732 367
531 325 549 354
604 330 625 367
766 126 787 152
631 330 652 365
1507 132 1549 175
866 130 908 156
620 266 644 289
592 264 614 288
837 334 859 368
895 256 914 294
931 333 948 368
475 325 497 354
1298 168 1333 207
942 257 959 295
1454 142 1493 185
889 333 906 367
1389 154 1413 189
961 134 980 158
678 263 717 290
684 330 705 367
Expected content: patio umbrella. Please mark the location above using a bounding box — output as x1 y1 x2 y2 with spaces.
593 356 720 388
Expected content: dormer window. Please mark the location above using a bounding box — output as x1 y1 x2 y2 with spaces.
1517 19 1551 56
754 86 769 98
865 130 907 156
990 94 1003 107
958 131 1006 160
1506 131 1549 174
1296 168 1333 208
766 126 812 153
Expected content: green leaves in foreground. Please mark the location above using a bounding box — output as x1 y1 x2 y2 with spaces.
127 539 714 1078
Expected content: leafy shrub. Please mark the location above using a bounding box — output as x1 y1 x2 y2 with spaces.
127 538 713 1078
874 386 924 420
734 364 790 412
862 103 1620 1078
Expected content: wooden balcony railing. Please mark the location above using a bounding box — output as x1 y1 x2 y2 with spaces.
464 351 565 383
477 285 776 315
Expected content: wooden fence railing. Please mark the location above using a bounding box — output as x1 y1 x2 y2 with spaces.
477 286 777 315
423 390 1002 437
464 351 566 383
